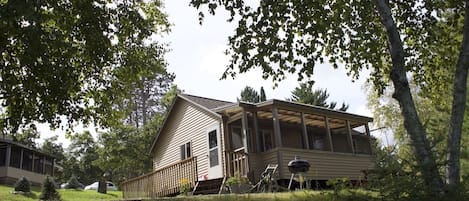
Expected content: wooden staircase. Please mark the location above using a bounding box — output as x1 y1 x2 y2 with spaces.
192 177 225 195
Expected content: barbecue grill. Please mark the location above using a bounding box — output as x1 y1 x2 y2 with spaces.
287 156 310 190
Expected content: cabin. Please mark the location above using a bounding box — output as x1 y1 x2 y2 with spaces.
0 138 55 185
121 94 374 198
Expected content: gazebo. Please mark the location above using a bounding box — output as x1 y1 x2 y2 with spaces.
0 138 54 185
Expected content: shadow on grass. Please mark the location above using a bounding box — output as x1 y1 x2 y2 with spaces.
12 191 38 199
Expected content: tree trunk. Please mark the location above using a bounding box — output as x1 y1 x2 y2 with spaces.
374 0 445 194
446 1 469 186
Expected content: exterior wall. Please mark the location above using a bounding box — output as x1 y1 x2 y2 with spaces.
278 147 373 180
0 166 46 185
152 99 222 180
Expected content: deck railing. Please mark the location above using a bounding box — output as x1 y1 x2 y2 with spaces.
228 148 249 177
121 157 197 199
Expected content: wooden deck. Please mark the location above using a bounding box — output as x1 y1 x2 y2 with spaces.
121 157 197 199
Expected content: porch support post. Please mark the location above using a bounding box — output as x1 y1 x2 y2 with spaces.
272 106 284 179
241 108 250 153
272 107 282 148
346 120 355 154
324 116 334 152
301 112 310 149
5 144 11 167
20 148 23 169
32 152 35 172
241 108 251 175
365 123 373 155
43 155 46 174
253 111 261 153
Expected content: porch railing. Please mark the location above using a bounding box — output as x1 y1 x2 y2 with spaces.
228 148 249 177
121 157 197 199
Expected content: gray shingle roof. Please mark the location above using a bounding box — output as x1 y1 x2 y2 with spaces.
180 94 233 110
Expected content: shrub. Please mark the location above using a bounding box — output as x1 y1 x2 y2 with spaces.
39 176 61 201
65 175 81 189
226 172 249 186
14 177 31 193
179 178 191 195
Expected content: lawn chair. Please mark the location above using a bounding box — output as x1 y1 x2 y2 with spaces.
250 164 278 193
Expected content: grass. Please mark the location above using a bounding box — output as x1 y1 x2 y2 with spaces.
148 190 377 201
0 184 122 201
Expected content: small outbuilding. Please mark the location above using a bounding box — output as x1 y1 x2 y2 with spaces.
0 138 54 185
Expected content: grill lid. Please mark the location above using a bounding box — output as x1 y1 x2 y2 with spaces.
287 156 310 173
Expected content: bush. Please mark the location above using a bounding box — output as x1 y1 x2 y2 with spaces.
14 177 31 193
39 176 61 201
65 175 81 189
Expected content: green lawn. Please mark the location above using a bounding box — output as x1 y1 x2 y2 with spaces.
0 185 122 201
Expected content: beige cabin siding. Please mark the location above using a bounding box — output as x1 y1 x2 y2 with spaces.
278 147 373 180
152 99 222 179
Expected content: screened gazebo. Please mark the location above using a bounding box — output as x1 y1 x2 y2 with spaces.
0 138 54 185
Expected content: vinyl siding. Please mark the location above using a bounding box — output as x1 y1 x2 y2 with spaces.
152 99 223 179
278 147 374 180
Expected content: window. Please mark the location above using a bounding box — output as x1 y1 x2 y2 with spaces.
44 157 54 175
208 130 219 167
180 142 191 160
33 154 44 174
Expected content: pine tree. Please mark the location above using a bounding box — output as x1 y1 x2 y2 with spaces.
259 87 267 102
14 177 31 193
39 176 61 201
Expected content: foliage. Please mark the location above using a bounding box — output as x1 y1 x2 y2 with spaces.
160 85 183 113
190 0 469 193
288 82 348 111
259 87 267 102
40 135 66 182
10 126 40 148
14 177 31 193
226 172 250 186
64 131 101 185
179 178 191 195
65 176 81 190
39 176 61 201
0 0 170 133
326 178 351 196
239 86 260 103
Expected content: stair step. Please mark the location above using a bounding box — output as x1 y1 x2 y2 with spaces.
192 178 225 195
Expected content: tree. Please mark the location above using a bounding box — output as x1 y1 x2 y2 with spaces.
259 87 267 102
288 82 349 111
190 0 469 193
239 86 260 103
0 0 170 133
41 135 66 182
11 126 40 148
65 131 101 185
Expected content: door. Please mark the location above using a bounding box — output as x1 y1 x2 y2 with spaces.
207 125 223 179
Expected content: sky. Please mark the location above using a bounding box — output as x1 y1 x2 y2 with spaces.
37 1 393 147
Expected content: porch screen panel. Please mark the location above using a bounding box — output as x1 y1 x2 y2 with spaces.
33 154 43 173
308 126 327 151
231 126 243 150
22 149 33 171
0 144 6 166
10 146 21 168
350 122 372 154
328 118 352 153
44 157 53 175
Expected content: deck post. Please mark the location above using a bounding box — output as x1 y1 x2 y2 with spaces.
301 112 310 149
324 116 334 152
272 107 282 148
346 120 355 154
241 108 251 175
365 123 373 155
241 108 250 153
252 111 261 153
